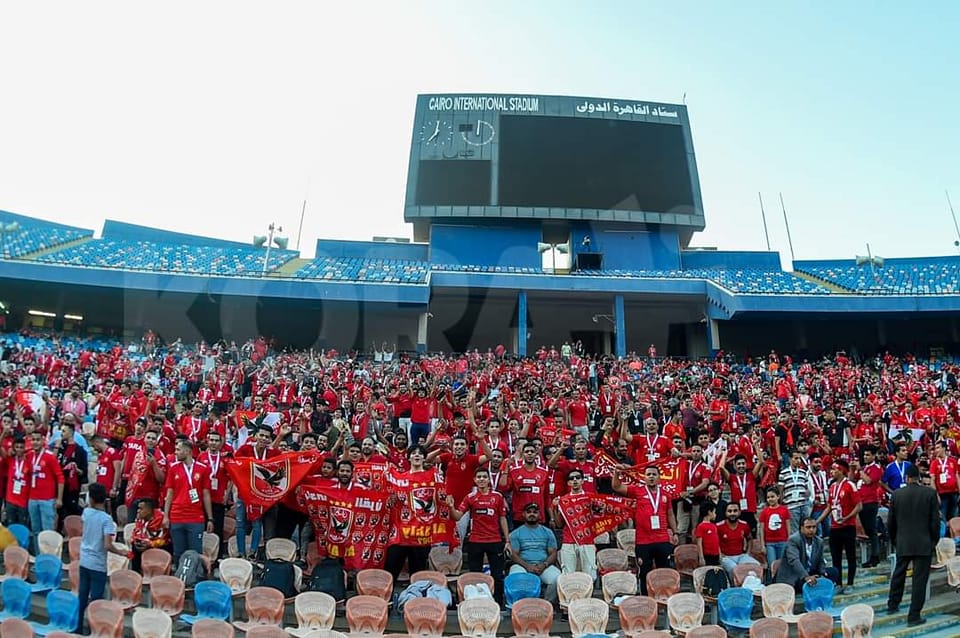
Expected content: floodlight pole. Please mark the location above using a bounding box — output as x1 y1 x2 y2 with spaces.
758 192 771 251
779 193 796 262
947 190 960 254
262 222 281 277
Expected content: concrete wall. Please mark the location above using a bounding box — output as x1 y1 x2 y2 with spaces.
314 239 428 261
429 224 541 268
682 250 781 270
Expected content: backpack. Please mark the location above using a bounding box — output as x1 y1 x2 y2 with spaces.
260 559 297 598
308 557 346 601
174 550 205 587
702 567 730 597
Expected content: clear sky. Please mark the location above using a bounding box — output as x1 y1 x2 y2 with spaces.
0 1 957 262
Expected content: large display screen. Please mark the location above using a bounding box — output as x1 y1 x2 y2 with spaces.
497 116 694 213
415 160 491 206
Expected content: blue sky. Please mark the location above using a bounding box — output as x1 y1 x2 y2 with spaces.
0 1 957 262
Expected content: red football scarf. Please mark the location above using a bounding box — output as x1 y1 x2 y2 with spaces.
593 451 684 496
385 468 457 548
353 461 389 492
225 451 324 521
557 493 636 545
298 484 392 570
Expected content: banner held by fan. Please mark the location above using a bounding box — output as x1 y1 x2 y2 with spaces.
556 493 636 545
298 484 392 570
225 451 324 520
385 468 457 548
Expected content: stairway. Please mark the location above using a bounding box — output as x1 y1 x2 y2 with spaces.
17 235 95 260
794 269 856 294
267 257 312 277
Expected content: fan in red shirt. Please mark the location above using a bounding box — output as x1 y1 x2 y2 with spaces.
715 501 760 578
549 439 598 493
449 468 509 604
818 460 861 591
855 447 884 568
500 443 550 526
621 418 675 465
125 429 167 510
931 439 960 522
719 450 763 534
92 435 122 509
427 436 491 507
613 465 677 596
3 435 31 528
163 438 214 565
27 430 65 539
198 431 233 559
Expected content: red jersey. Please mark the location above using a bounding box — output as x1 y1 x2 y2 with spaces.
717 520 751 556
197 450 231 504
28 449 65 501
440 453 483 504
857 462 883 504
458 490 506 543
695 520 720 556
121 435 145 480
829 479 860 528
684 459 712 497
178 415 208 442
504 465 549 522
810 470 830 512
234 444 281 460
4 454 30 508
410 397 433 423
626 484 671 544
96 446 122 491
130 511 170 550
931 457 959 495
630 434 674 465
727 471 758 513
126 447 167 506
164 460 211 524
758 504 790 543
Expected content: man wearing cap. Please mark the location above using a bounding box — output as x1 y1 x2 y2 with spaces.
817 459 861 593
508 502 560 603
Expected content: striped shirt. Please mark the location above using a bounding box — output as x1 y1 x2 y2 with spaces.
778 465 812 510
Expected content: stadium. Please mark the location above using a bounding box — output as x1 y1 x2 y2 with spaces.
1 92 959 358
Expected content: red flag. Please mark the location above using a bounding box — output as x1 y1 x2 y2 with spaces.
225 451 324 521
353 461 389 492
556 493 636 545
298 484 391 570
385 468 457 548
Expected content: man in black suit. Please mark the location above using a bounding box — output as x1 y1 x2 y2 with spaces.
775 517 840 592
886 464 940 626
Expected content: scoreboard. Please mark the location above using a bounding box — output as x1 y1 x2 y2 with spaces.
404 93 705 232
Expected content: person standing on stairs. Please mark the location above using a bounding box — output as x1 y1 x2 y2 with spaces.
886 464 940 628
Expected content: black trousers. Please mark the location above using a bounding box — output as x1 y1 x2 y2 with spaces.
465 541 505 604
211 503 227 557
384 545 430 583
888 554 931 621
859 502 879 560
636 542 674 596
274 503 307 540
829 524 857 586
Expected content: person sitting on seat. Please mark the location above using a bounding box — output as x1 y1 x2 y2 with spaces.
774 516 839 592
717 502 761 580
129 498 171 573
508 502 560 602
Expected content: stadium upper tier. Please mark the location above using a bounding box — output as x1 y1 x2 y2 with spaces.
34 238 297 276
795 257 960 295
294 257 431 283
0 211 93 258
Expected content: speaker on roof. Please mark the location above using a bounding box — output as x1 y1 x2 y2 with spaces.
273 236 289 250
253 235 267 247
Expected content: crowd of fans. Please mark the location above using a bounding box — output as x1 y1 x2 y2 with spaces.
1 330 959 606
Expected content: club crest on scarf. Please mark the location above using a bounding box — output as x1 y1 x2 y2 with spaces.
327 504 354 544
249 458 290 499
410 486 437 522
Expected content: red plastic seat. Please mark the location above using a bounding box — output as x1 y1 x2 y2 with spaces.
346 595 389 635
0 618 35 638
149 575 186 615
109 569 143 609
618 595 659 636
1 546 30 580
457 572 494 600
141 548 172 584
645 568 681 604
355 568 393 601
191 618 235 638
88 599 124 638
63 514 84 539
233 586 286 633
510 597 554 638
403 597 447 638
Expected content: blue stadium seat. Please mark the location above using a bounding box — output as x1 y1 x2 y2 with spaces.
36 238 297 275
0 578 32 620
32 590 79 636
295 257 430 283
180 581 234 625
0 211 92 258
31 555 63 593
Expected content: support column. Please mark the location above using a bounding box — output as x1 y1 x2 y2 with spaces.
706 318 721 356
517 291 528 357
614 294 626 359
417 312 428 354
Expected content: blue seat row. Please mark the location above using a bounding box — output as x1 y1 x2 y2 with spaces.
35 238 297 275
0 212 92 258
798 259 960 295
295 257 431 283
